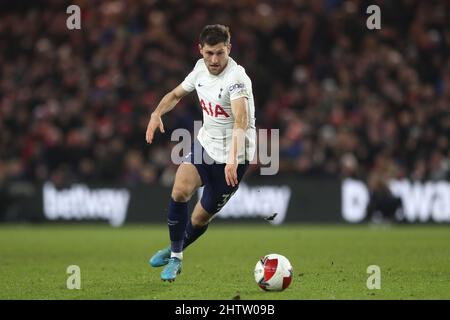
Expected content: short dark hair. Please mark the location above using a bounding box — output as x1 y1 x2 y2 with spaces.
199 24 231 47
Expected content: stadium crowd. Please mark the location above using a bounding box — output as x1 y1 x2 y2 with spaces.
0 0 449 191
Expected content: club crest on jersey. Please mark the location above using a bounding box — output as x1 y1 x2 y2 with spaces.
200 99 230 118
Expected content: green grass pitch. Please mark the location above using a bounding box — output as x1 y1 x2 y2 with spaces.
0 223 449 299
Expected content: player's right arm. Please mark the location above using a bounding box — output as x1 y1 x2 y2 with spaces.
145 84 189 144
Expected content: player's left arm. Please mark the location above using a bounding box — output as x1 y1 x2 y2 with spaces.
225 97 248 187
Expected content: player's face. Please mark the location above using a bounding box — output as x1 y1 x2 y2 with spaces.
199 42 231 75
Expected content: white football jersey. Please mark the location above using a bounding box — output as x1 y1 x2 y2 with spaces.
181 57 256 164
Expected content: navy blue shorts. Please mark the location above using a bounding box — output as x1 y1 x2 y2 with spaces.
184 140 249 215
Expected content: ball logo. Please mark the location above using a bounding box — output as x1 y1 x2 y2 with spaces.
257 257 277 290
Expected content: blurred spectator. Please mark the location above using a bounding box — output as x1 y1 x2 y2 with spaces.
366 155 403 223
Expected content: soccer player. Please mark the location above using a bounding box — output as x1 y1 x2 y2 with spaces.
145 24 256 281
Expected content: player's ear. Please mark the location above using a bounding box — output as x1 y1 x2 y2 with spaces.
227 42 231 54
198 44 203 55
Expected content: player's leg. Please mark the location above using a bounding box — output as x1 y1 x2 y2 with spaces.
160 162 203 281
149 162 201 275
182 162 249 250
168 162 202 255
182 199 215 250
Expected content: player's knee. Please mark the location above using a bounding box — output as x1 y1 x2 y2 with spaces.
191 213 211 227
171 187 193 202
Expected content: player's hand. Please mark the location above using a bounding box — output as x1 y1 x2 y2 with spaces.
146 113 165 144
225 163 238 187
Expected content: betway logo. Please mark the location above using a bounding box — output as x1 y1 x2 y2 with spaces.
43 182 130 226
199 183 291 225
390 180 450 222
342 179 450 222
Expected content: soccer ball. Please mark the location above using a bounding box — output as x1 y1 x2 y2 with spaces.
254 253 293 291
